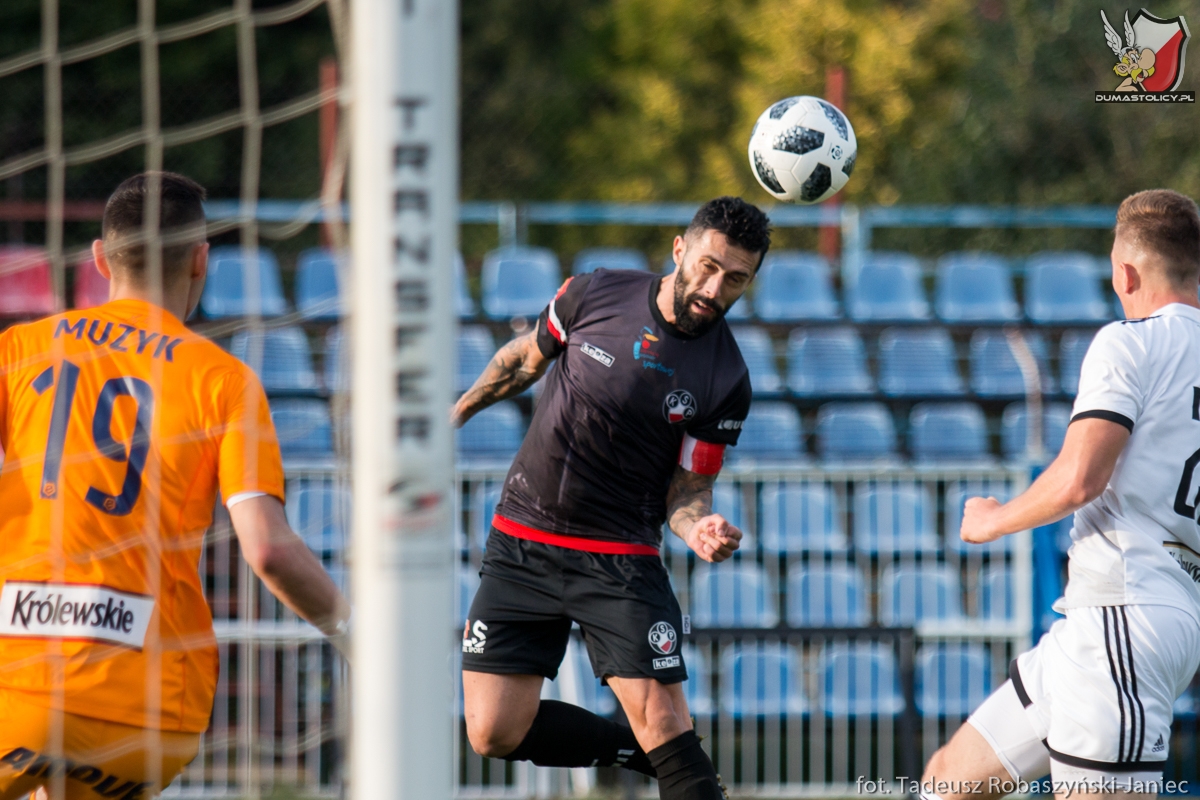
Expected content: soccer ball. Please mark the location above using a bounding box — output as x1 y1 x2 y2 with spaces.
747 95 857 204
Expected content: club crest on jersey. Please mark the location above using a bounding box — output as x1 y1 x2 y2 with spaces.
648 621 677 655
662 390 696 424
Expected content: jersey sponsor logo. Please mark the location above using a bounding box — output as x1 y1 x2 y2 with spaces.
662 390 697 424
0 582 154 649
633 327 674 376
1164 542 1200 585
653 656 681 670
462 619 488 654
717 419 743 431
648 621 677 654
581 342 614 367
0 747 152 798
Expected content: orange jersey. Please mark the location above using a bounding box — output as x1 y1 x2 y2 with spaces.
0 299 284 732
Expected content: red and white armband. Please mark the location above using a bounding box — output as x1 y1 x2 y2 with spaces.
679 434 725 475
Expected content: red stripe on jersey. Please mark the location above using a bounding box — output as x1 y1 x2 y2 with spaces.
546 277 572 345
679 434 724 475
492 514 660 555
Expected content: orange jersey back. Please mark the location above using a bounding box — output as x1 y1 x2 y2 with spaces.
0 299 284 732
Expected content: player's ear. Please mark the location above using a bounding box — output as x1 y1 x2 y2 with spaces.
191 241 209 280
672 234 687 272
1117 261 1140 295
92 239 114 281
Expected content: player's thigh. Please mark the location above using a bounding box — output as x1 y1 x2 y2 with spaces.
562 551 688 686
0 691 200 800
921 714 1025 800
462 671 544 737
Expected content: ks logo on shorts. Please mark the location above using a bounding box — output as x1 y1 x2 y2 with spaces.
662 390 696 424
648 621 677 655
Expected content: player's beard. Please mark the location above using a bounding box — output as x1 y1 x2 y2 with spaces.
672 276 727 336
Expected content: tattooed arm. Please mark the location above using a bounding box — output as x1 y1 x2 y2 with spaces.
451 324 551 428
665 466 742 563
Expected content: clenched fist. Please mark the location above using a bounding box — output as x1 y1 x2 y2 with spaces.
685 514 743 562
960 496 1005 544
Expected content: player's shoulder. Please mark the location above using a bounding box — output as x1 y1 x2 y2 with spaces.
710 321 750 375
584 267 655 295
1104 304 1200 349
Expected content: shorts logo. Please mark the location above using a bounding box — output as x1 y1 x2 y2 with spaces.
0 581 155 649
653 656 681 670
462 619 488 655
648 621 677 655
662 390 696 424
581 342 614 368
1152 734 1166 752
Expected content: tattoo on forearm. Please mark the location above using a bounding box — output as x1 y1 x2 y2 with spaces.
666 466 715 539
454 333 545 423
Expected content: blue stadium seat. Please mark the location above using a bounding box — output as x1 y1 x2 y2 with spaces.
759 482 848 553
572 247 647 275
1024 252 1111 324
815 402 898 465
690 564 778 628
977 567 1014 620
820 642 905 717
681 644 714 716
666 482 745 554
878 328 964 397
285 481 350 555
457 402 525 464
567 639 618 717
879 564 963 625
456 252 476 318
471 483 502 552
323 327 347 393
1001 402 1071 460
754 252 840 321
935 252 1020 323
786 328 874 397
295 247 344 320
458 569 480 625
908 402 993 466
481 246 561 319
728 402 806 465
969 329 1057 397
229 327 319 394
271 398 334 457
1059 329 1097 395
852 483 939 556
847 252 931 322
916 643 991 716
457 326 496 394
732 326 782 393
200 246 289 318
719 644 809 717
786 564 867 626
945 482 1013 555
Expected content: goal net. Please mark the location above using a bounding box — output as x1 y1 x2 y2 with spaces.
0 0 442 797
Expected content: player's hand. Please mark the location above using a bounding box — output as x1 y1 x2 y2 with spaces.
960 496 1005 544
685 514 742 562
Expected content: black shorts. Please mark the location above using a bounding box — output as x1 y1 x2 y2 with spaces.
461 529 688 684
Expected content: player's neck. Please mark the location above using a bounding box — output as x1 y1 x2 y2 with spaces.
1123 290 1200 320
656 272 678 325
108 282 188 323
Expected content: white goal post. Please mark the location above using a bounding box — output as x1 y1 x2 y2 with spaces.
350 0 459 799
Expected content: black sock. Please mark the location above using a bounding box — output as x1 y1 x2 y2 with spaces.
504 699 656 777
647 730 724 800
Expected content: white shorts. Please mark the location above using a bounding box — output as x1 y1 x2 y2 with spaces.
968 604 1200 787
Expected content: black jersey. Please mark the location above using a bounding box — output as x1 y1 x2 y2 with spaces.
493 268 752 548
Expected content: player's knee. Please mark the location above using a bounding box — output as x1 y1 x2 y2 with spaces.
466 717 526 759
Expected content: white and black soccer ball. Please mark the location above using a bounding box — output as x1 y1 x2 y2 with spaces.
747 95 857 204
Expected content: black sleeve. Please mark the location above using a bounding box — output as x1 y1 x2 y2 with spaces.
687 371 752 446
535 273 593 359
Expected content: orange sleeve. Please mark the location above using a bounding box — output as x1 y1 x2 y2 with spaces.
217 366 285 503
0 328 13 452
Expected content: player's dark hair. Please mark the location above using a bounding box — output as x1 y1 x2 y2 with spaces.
686 196 772 267
102 171 207 282
1116 189 1200 287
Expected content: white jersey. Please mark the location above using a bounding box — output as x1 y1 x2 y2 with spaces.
1060 303 1200 621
